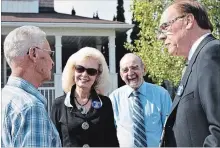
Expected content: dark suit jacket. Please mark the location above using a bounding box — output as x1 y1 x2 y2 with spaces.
162 34 220 147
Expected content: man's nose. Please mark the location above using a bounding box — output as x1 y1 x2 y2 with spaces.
157 33 167 41
127 68 134 74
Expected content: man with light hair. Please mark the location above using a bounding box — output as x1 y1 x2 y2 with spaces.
1 26 61 147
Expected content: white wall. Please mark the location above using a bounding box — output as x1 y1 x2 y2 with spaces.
2 0 39 13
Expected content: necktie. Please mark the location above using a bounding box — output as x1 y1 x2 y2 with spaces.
132 91 147 147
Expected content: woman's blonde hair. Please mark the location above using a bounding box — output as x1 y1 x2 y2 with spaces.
62 47 110 95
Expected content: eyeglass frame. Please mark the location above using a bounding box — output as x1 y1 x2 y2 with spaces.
157 15 186 36
120 65 140 74
27 46 55 58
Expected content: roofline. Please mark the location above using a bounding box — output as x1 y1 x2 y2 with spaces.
2 22 134 31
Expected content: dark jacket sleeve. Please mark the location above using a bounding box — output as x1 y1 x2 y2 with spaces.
198 40 220 147
50 96 64 145
102 96 119 147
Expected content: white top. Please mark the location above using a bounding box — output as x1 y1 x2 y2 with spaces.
188 33 211 61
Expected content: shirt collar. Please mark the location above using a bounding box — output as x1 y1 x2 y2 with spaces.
127 81 147 98
188 33 211 61
64 92 72 107
6 76 47 106
64 85 102 108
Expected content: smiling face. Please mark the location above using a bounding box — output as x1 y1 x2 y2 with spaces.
74 57 99 91
120 54 145 90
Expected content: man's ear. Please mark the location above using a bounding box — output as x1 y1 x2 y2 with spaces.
185 14 194 30
28 47 37 62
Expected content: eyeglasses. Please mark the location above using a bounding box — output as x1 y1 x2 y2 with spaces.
36 47 55 58
121 65 139 73
75 65 99 76
157 15 186 36
27 47 55 58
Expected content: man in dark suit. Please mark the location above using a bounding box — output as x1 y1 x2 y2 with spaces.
158 0 220 147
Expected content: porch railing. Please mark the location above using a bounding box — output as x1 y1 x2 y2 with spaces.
38 87 55 113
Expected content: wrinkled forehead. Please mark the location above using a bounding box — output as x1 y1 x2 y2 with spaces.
120 56 142 68
159 5 180 26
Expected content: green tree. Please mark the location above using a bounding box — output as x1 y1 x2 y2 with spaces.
115 0 130 87
116 0 125 22
200 0 220 38
130 12 140 46
71 7 76 15
126 0 220 86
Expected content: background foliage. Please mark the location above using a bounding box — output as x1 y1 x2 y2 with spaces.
126 0 220 86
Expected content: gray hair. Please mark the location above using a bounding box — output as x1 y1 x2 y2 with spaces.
62 47 110 94
4 25 47 65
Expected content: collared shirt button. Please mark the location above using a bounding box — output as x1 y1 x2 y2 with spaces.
83 144 90 147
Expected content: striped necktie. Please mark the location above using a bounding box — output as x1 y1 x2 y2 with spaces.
132 91 147 147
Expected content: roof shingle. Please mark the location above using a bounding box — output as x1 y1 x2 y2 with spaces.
2 12 126 24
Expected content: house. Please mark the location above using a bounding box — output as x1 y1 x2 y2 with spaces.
1 0 133 112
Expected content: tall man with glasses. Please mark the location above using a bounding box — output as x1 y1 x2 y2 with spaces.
158 0 220 147
1 26 61 147
109 53 172 147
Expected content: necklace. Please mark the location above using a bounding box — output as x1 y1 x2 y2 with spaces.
74 97 90 114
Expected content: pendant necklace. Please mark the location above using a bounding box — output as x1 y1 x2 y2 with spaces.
74 97 90 114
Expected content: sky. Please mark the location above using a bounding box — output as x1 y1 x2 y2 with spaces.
54 0 133 24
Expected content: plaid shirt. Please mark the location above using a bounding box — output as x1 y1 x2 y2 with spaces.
1 76 61 147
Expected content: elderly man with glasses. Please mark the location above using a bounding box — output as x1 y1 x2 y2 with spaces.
1 26 61 147
109 53 172 147
158 0 220 147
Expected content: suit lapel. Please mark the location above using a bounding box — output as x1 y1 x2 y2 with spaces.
170 34 215 113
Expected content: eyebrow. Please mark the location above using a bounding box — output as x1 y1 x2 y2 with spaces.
121 65 139 69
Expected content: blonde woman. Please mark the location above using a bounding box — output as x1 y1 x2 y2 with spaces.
50 47 119 147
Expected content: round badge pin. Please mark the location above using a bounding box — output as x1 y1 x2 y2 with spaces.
83 144 90 147
92 100 102 109
82 122 89 130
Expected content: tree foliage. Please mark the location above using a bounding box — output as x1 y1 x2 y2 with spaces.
116 0 125 22
200 0 220 38
115 0 130 87
126 0 220 86
130 12 140 46
71 7 76 15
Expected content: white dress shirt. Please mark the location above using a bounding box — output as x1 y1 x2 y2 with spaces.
188 33 211 61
